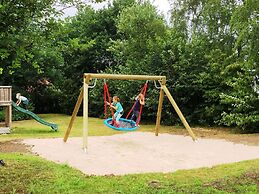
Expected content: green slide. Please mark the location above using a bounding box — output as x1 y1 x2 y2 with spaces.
12 101 58 131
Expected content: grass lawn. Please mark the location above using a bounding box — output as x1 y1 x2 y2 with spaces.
1 114 258 146
1 114 186 140
0 153 258 194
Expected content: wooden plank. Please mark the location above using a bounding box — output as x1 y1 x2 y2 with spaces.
63 88 84 142
0 102 12 106
84 73 166 81
7 88 11 101
155 88 164 136
0 88 4 102
161 85 197 141
0 86 12 88
0 127 10 134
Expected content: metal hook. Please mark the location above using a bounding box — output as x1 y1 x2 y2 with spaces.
154 80 161 89
88 78 97 89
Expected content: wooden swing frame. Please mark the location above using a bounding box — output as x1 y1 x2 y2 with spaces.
63 73 196 151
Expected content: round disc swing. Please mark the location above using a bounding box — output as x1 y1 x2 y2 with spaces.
103 81 148 131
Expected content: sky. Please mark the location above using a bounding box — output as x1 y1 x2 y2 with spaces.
61 0 171 19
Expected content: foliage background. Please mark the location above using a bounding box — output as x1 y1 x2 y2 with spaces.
0 0 258 132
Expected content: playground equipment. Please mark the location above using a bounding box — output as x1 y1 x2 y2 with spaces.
103 81 148 131
0 86 57 132
0 86 12 134
12 102 58 131
63 73 197 151
104 118 138 131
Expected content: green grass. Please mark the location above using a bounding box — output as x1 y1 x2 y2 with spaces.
0 153 258 194
1 114 182 140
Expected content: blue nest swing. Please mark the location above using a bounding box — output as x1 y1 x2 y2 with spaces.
104 118 138 131
103 81 148 131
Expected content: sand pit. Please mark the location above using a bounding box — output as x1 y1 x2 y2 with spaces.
23 132 259 175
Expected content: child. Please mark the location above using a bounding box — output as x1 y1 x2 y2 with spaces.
16 93 29 109
131 93 145 124
106 96 124 127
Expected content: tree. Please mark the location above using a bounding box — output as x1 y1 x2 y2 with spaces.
57 0 136 114
0 0 87 112
0 0 57 82
169 0 259 131
219 0 259 132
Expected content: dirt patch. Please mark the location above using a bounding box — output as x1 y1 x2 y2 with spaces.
0 140 32 153
204 170 259 192
148 180 163 189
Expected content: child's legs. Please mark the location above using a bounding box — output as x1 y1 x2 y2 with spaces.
114 112 118 119
114 112 119 125
115 112 122 123
131 110 139 122
23 100 29 109
130 113 136 121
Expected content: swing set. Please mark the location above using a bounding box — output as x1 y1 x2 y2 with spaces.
103 80 148 131
63 73 196 151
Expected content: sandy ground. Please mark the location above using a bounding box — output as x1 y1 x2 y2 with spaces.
23 132 259 176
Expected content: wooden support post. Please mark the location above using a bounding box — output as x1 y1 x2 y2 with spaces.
161 85 196 141
155 89 164 136
8 106 11 128
5 106 11 127
83 75 91 151
63 89 84 142
155 79 166 136
4 107 8 127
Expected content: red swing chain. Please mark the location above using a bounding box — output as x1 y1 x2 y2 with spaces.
103 82 115 121
126 81 148 125
126 85 146 119
136 82 148 125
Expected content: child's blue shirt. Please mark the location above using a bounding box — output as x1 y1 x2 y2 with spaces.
113 102 123 113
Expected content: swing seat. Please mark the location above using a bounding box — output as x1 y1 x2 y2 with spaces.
104 118 139 131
